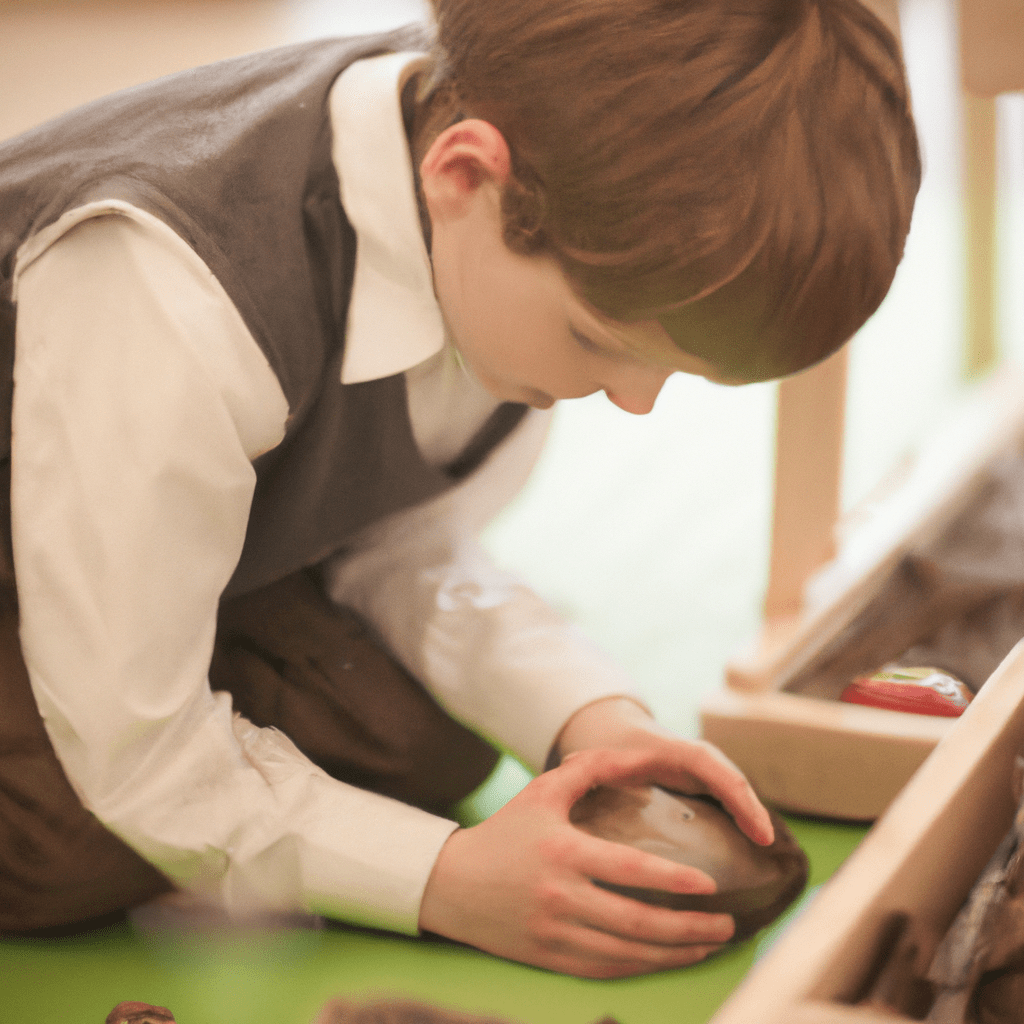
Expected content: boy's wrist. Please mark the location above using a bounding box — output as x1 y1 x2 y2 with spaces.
550 694 657 765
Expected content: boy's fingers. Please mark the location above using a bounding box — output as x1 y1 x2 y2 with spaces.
546 925 724 979
572 829 717 895
539 746 692 808
574 883 736 947
689 774 775 848
720 781 775 847
532 747 638 807
542 746 775 846
663 741 775 847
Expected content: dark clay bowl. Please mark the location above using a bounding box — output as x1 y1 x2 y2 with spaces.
570 785 809 942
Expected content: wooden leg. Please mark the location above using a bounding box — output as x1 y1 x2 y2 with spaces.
726 349 847 690
962 91 999 378
764 348 848 620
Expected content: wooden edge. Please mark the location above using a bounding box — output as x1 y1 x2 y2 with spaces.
700 688 953 743
700 690 948 818
711 639 1024 1023
727 368 1024 693
959 0 1024 96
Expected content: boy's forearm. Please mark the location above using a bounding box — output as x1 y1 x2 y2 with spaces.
552 695 658 762
11 214 461 933
324 505 646 774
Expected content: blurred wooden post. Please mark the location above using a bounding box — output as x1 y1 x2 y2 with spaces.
959 0 1024 378
764 349 848 620
961 94 998 377
753 0 902 631
725 348 848 689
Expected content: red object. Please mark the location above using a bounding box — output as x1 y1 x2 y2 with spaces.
840 667 972 717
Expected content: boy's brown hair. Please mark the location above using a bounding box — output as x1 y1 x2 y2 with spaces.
420 0 921 382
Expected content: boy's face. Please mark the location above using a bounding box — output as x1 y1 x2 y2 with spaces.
422 123 727 414
431 204 726 413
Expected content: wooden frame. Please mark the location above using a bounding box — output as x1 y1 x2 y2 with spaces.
712 637 1024 1023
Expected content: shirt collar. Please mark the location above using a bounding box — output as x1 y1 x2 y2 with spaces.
329 51 446 385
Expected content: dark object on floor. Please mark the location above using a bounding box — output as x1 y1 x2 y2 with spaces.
925 757 1024 1023
314 1000 620 1024
570 785 809 942
106 1003 175 1024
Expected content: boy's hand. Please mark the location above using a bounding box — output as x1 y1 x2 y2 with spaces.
417 731 772 979
554 696 774 848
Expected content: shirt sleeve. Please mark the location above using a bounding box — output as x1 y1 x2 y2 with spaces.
322 406 646 774
11 211 459 932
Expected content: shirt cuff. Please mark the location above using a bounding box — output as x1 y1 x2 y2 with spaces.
220 717 461 935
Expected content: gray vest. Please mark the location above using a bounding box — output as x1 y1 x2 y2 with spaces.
0 30 527 596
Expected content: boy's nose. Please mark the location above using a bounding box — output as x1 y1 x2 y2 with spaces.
604 368 672 415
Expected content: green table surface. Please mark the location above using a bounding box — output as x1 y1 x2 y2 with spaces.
0 809 867 1024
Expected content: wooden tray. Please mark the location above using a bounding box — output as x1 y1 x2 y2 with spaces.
701 369 1024 819
711 633 1024 1023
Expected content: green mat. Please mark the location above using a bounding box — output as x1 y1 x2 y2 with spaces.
0 811 866 1024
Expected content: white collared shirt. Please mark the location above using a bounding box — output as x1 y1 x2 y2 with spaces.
10 51 640 930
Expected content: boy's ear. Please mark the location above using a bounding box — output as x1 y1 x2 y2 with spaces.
419 119 512 217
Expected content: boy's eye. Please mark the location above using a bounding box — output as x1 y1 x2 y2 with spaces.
569 326 603 354
570 325 637 366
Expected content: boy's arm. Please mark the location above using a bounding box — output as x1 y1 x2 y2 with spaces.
323 413 651 775
11 212 459 930
324 371 774 979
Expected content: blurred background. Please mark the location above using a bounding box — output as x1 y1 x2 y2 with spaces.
0 2 1021 1022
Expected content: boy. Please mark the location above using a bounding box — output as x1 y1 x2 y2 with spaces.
0 0 919 978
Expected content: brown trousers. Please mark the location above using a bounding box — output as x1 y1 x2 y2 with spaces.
0 570 498 935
